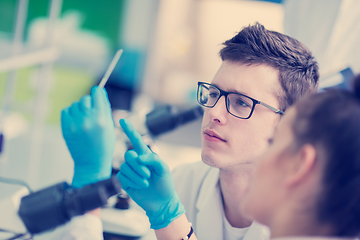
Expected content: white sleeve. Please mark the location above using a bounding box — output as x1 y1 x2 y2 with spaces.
48 214 103 240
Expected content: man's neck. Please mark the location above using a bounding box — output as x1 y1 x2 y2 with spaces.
219 163 253 228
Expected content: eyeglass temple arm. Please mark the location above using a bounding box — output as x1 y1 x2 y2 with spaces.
259 102 284 115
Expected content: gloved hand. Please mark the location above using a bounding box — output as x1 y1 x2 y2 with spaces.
61 86 115 188
117 119 185 230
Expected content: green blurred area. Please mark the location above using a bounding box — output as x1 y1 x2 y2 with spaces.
0 69 34 122
0 0 125 125
0 0 124 51
48 66 94 124
0 67 94 125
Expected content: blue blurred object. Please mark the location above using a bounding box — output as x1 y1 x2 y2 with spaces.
61 86 116 188
101 0 160 111
319 67 355 92
110 49 145 90
103 49 145 110
334 67 355 90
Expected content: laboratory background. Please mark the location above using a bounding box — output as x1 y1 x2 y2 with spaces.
0 0 359 239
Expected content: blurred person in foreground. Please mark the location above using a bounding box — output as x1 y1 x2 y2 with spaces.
120 74 360 240
58 22 319 240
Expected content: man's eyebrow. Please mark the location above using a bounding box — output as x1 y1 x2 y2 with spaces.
211 83 248 95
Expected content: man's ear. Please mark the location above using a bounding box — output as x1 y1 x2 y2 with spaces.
285 144 317 187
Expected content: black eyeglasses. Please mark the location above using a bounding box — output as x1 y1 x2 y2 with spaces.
197 82 284 119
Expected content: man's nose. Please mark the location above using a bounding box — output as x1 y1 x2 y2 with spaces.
208 96 228 123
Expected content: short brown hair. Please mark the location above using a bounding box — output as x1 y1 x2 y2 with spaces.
220 22 319 111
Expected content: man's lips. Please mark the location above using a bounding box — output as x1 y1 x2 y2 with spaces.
203 129 226 142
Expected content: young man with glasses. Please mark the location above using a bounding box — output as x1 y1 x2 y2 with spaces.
61 23 319 240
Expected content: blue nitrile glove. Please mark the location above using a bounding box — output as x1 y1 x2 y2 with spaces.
117 119 185 230
61 86 116 188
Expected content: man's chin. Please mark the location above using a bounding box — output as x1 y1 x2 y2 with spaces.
201 153 223 168
201 153 254 170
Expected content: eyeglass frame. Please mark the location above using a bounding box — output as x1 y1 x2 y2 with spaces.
197 81 284 119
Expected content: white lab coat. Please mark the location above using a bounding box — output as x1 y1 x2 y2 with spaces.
172 160 270 240
44 214 103 240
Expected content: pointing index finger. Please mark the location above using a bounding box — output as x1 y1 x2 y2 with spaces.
120 118 151 155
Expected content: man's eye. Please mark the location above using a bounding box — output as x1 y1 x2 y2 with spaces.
235 98 251 108
209 92 219 98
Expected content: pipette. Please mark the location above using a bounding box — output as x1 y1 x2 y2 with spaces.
98 49 124 88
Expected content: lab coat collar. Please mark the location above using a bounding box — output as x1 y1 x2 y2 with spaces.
195 166 220 211
195 166 223 239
